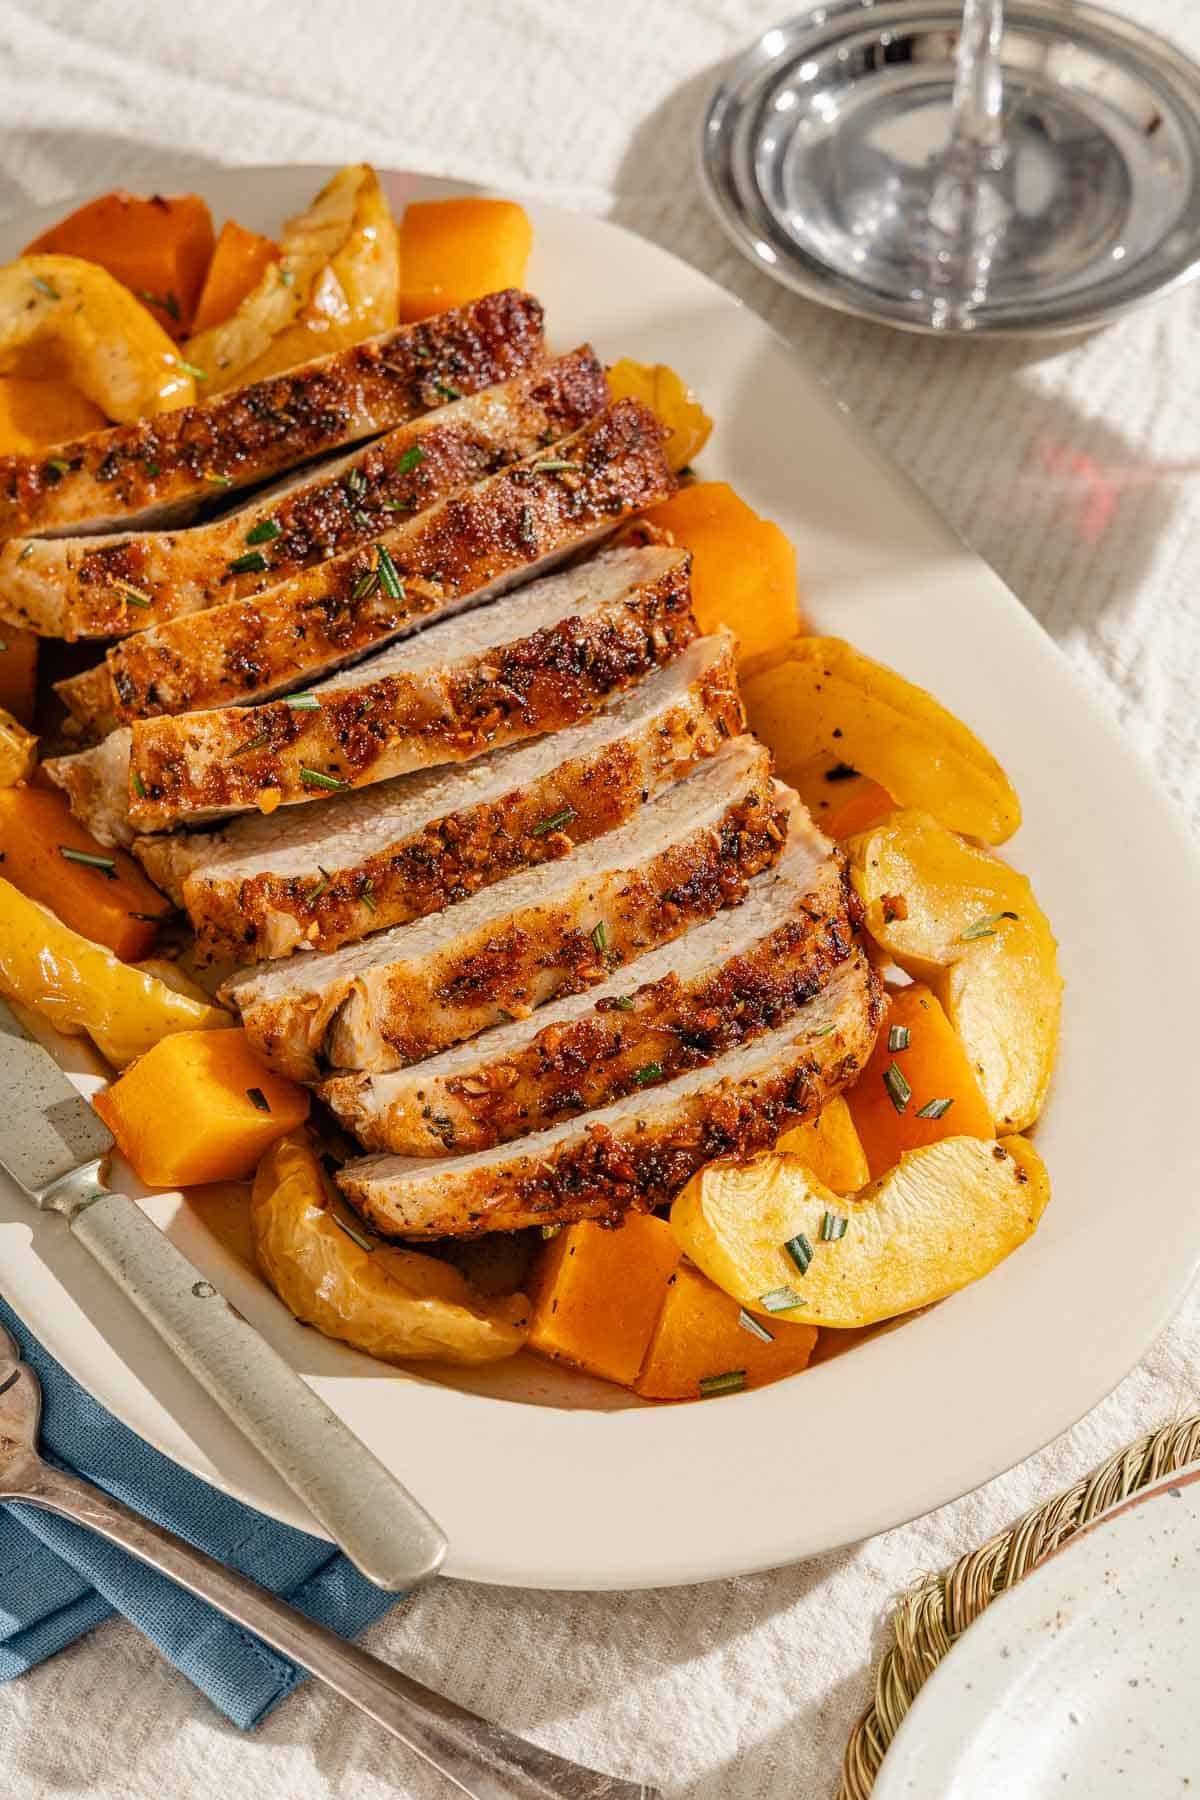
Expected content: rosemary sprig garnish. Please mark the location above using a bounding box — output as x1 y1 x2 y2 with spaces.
759 1287 807 1313
738 1308 774 1344
59 846 116 877
33 275 61 301
299 766 350 791
915 1097 954 1119
883 1061 912 1113
783 1233 813 1275
888 1024 911 1052
591 919 610 955
532 807 577 836
961 910 1019 940
245 518 282 545
632 1062 663 1086
284 692 321 711
245 1087 271 1113
229 550 269 575
699 1371 746 1398
394 445 424 476
820 1211 849 1242
230 732 269 758
375 543 404 599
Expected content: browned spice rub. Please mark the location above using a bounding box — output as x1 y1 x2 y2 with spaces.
39 347 604 657
0 289 544 552
78 398 675 726
127 544 696 831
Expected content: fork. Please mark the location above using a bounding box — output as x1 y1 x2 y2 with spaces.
0 1324 659 1800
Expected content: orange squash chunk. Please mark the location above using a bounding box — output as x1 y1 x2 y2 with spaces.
846 983 993 1180
638 481 799 662
94 1027 309 1187
634 1263 817 1400
26 191 216 337
775 1096 869 1194
191 219 280 334
0 626 37 726
398 198 533 323
0 375 108 452
0 784 171 959
527 1213 682 1387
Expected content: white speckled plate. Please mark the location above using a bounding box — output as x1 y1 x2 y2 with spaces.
874 1462 1200 1797
3 166 1200 1590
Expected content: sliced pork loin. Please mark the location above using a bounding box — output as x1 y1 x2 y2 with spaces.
322 795 859 1155
20 348 604 651
0 290 545 564
336 948 882 1237
223 736 785 1082
135 632 741 964
59 398 675 736
106 542 693 841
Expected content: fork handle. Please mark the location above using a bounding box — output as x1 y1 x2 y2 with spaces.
14 1458 656 1800
68 1184 445 1591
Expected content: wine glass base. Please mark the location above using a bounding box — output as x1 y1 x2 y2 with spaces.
701 0 1200 335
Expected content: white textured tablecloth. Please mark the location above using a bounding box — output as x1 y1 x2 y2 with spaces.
1 2 1198 1795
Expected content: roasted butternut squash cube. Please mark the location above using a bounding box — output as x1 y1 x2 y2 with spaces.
606 359 712 471
94 1028 309 1187
634 1263 817 1400
845 983 993 1180
26 191 216 337
775 1096 869 1194
398 197 533 323
191 219 279 334
0 625 37 725
0 784 171 959
638 481 799 662
527 1213 682 1387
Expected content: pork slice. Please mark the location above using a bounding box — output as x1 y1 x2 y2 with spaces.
321 796 861 1155
222 735 785 1081
45 543 694 847
60 397 675 733
135 631 741 964
47 349 607 714
336 948 882 1237
0 290 544 564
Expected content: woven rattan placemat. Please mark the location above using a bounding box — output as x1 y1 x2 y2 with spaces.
838 1413 1200 1797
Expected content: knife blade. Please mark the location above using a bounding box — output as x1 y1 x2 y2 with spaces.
0 1000 446 1590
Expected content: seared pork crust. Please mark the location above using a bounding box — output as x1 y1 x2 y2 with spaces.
336 950 883 1237
68 398 675 729
321 822 858 1154
29 347 605 655
136 636 742 964
124 547 695 831
0 290 545 564
224 745 788 1080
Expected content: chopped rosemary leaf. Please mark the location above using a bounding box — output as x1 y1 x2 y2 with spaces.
231 733 269 758
59 846 116 877
351 567 380 601
245 1087 271 1113
613 995 636 1011
144 461 160 477
375 543 404 599
343 468 368 501
140 288 181 321
360 880 377 912
115 582 152 609
888 1024 911 1052
175 357 208 381
229 550 269 575
46 458 70 478
915 1096 955 1120
308 867 333 902
783 1233 813 1275
883 1061 912 1113
541 1223 564 1240
759 1287 807 1313
16 544 33 563
353 509 372 530
809 1023 836 1038
632 1062 663 1086
591 918 610 955
284 692 321 711
33 275 61 301
394 445 424 476
204 471 233 487
280 267 295 286
132 771 147 798
299 766 350 791
699 1370 746 1398
332 1207 373 1252
434 381 461 402
380 498 412 512
738 1308 774 1344
245 517 282 545
961 910 1019 940
532 807 577 836
531 458 578 474
820 1210 849 1242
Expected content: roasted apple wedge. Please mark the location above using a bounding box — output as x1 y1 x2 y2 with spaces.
741 635 1021 844
847 809 1062 1132
252 1135 530 1365
670 1135 1050 1329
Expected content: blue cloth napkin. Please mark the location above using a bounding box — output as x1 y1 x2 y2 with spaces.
0 1296 404 1727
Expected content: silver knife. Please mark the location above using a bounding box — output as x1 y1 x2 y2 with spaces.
0 998 446 1591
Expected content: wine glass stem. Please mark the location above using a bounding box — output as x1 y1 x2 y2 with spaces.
950 0 1006 160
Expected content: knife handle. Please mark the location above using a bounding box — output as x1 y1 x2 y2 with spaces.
70 1189 447 1591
